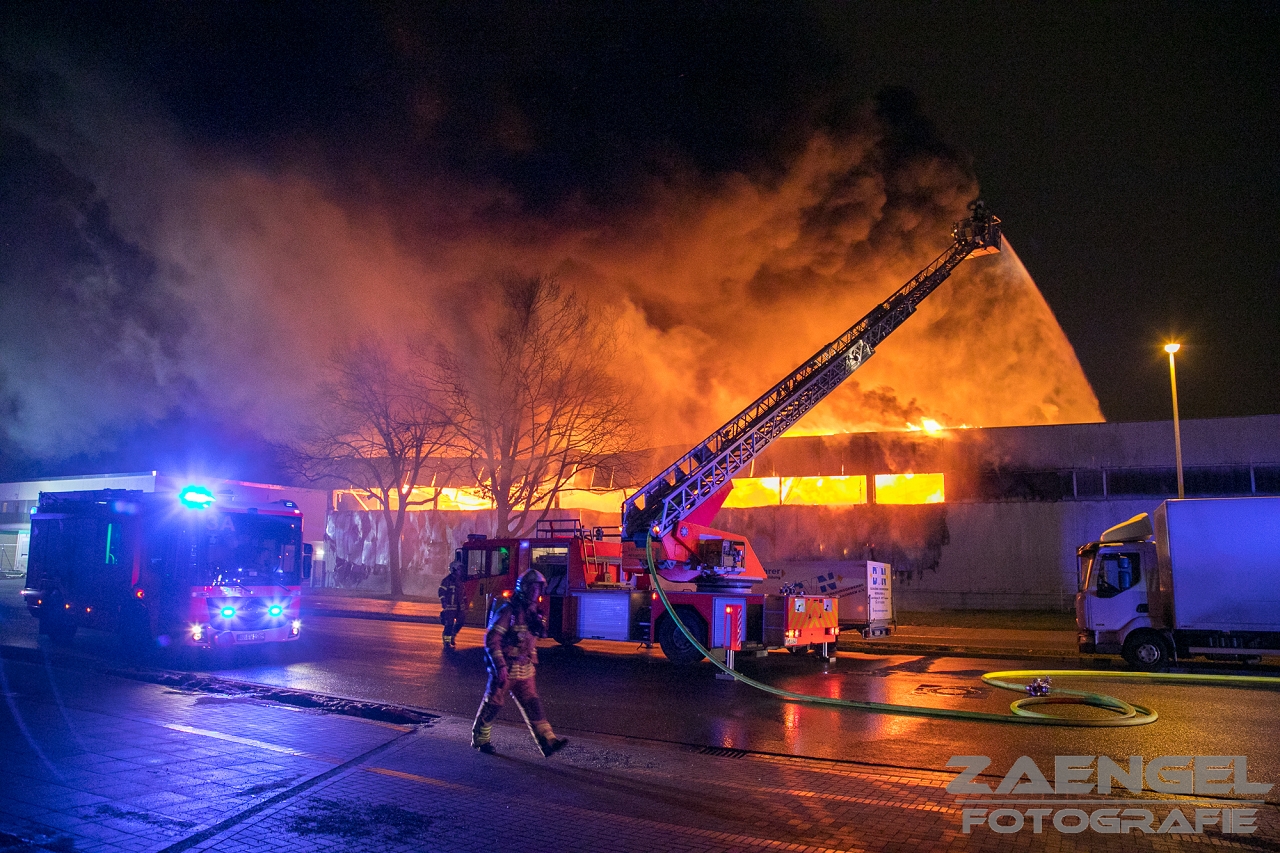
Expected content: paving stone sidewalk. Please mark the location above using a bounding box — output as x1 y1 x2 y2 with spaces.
2 657 1276 853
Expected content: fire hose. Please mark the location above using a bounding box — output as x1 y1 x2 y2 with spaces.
644 537 1280 727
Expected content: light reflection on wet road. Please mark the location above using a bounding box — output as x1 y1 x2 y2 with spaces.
193 615 1280 794
3 574 1276 795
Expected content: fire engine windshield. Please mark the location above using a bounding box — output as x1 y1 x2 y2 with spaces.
194 512 303 587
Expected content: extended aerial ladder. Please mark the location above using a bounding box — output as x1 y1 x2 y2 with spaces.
454 204 1001 663
621 202 1002 588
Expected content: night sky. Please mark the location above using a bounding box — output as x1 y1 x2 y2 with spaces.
1 2 1277 481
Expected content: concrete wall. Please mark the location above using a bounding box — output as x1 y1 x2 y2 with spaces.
897 498 1160 611
717 499 1163 612
319 496 1165 611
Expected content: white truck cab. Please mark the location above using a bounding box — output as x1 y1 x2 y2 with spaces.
1076 513 1157 665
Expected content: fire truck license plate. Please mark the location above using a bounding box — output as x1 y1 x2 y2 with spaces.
236 632 265 642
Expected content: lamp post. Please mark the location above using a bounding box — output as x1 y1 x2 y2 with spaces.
1165 343 1184 499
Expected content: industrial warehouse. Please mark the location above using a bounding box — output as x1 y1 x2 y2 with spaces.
7 414 1277 615
323 414 1280 610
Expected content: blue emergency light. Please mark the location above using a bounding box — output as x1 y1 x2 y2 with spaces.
178 485 216 510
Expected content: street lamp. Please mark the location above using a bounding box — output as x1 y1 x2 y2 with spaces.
1165 343 1184 498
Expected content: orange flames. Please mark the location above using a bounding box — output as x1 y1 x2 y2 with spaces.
337 471 946 514
873 473 945 504
722 476 869 507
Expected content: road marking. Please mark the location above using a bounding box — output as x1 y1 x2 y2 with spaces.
161 723 339 763
365 766 473 792
158 729 415 853
348 718 417 733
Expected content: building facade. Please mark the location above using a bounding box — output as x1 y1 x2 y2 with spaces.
324 415 1280 610
10 415 1274 612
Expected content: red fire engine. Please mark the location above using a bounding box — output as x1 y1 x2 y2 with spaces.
22 486 312 649
455 204 1002 664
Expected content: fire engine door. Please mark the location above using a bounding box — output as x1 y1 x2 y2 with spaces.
462 546 513 627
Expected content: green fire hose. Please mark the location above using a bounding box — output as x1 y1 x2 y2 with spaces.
644 537 1280 727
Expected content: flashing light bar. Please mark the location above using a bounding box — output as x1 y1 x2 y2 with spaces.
178 485 216 510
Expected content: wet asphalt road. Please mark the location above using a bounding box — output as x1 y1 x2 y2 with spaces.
191 615 1280 797
3 586 1278 797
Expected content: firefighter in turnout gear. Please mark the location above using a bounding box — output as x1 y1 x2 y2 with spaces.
438 555 463 649
471 569 569 757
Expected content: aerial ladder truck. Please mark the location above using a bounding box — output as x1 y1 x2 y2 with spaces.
452 203 1002 664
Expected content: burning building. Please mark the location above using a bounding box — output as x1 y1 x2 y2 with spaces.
322 414 1280 611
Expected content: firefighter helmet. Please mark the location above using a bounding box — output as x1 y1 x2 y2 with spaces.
515 569 547 597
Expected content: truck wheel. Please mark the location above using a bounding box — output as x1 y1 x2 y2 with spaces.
657 609 707 666
1122 631 1171 670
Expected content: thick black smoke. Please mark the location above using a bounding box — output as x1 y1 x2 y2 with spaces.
0 8 1100 481
0 128 191 458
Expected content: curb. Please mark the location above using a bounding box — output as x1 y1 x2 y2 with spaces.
0 643 441 726
0 644 42 664
300 609 1086 659
839 642 1091 661
110 668 439 726
0 633 1084 666
301 606 439 624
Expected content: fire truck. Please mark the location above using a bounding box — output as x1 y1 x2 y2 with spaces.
455 203 1002 664
21 486 312 649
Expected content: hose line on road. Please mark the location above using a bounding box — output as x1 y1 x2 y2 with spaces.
644 537 1280 727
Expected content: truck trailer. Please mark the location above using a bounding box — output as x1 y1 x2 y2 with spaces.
1076 496 1280 668
22 486 312 649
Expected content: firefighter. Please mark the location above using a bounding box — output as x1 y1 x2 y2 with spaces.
471 568 569 757
438 556 463 649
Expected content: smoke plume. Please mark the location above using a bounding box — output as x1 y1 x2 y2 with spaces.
0 56 1101 473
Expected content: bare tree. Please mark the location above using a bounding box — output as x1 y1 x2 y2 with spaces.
284 337 451 598
433 274 640 538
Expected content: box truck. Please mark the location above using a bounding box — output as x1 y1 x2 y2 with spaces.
1076 497 1280 668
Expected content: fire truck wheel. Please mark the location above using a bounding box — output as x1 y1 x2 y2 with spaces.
657 608 707 666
